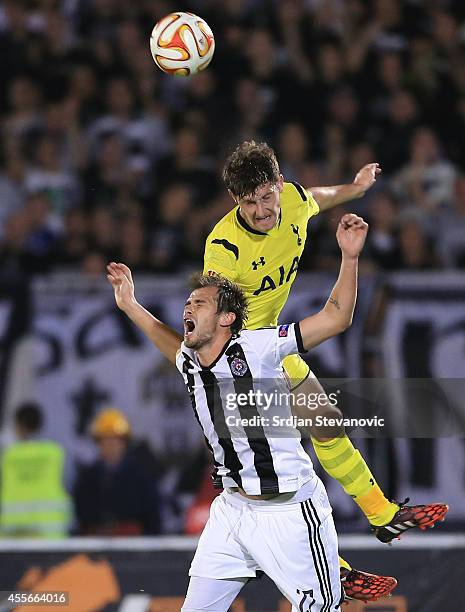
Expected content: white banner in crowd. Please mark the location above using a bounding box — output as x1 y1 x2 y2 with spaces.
382 272 465 520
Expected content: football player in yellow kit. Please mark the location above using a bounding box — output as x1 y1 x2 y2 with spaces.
203 141 448 602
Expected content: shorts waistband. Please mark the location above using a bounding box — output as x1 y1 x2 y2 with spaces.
222 478 317 510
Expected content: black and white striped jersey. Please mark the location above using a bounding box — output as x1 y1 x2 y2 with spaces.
175 323 316 495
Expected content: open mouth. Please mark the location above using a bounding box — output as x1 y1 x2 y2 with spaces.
184 319 195 335
255 215 272 224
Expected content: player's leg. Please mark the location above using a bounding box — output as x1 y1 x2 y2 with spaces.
282 354 395 589
182 493 259 611
181 576 247 611
283 355 448 540
282 354 399 527
237 476 342 611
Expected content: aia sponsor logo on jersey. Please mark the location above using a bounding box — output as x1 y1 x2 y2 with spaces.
253 256 300 296
230 357 248 376
279 324 290 337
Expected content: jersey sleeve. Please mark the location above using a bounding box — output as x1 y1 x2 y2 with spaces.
203 234 239 281
249 324 307 364
306 191 320 220
274 323 307 360
289 181 319 220
175 348 184 374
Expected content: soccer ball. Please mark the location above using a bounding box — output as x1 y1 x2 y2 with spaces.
150 12 215 76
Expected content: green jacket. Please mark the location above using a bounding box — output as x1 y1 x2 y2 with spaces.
0 441 71 538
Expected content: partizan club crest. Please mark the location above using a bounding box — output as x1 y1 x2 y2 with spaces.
230 357 248 377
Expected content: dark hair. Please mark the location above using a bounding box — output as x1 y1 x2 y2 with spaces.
189 274 248 335
222 140 280 199
15 402 43 433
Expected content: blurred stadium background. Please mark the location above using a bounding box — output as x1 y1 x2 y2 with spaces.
0 0 465 610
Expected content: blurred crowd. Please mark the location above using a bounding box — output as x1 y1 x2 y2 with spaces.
1 0 465 280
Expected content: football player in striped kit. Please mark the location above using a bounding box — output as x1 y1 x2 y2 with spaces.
107 214 389 610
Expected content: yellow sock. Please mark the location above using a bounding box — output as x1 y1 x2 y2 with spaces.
312 435 399 526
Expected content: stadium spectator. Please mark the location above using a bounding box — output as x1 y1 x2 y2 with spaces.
277 122 310 183
392 127 457 211
375 90 421 174
344 142 383 214
228 77 272 145
66 62 101 127
3 76 42 144
0 210 32 279
310 42 347 137
183 71 221 126
310 212 346 272
397 213 437 270
118 213 150 273
327 87 362 148
366 191 400 270
87 206 118 262
73 408 161 535
52 208 88 270
437 176 465 268
21 192 59 273
24 132 80 227
81 251 108 278
82 132 128 211
155 126 217 206
150 184 193 272
0 156 25 238
0 402 71 538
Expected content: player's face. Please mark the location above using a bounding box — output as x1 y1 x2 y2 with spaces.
236 178 283 232
183 286 224 349
97 436 127 466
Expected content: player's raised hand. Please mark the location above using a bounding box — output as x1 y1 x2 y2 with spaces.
336 214 369 258
353 163 381 195
106 262 136 312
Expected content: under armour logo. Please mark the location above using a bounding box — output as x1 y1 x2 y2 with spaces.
252 257 266 270
291 224 302 246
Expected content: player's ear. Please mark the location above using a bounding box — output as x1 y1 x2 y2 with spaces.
219 311 236 329
228 189 239 205
277 175 284 192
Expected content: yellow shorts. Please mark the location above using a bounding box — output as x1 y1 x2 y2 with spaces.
282 354 311 390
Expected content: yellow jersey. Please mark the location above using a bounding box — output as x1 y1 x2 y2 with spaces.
203 182 319 329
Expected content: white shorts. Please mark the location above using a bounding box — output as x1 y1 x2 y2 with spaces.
185 476 342 611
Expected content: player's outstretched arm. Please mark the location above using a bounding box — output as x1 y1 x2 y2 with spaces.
298 214 368 350
106 262 182 364
308 163 381 211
